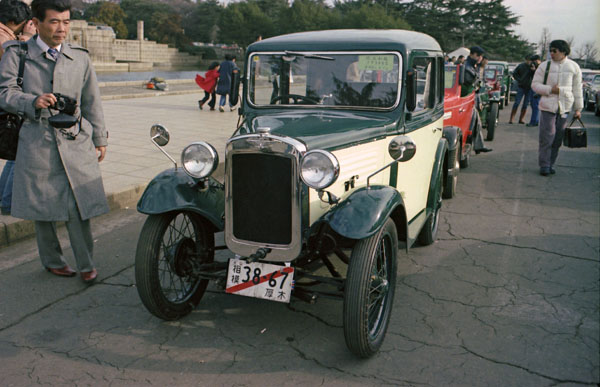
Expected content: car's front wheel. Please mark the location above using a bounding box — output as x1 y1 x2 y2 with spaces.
418 170 442 246
344 218 398 358
443 147 459 199
135 211 214 320
486 102 499 141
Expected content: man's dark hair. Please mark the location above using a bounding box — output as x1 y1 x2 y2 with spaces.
529 54 540 61
208 61 219 70
0 0 32 25
550 40 570 56
31 0 72 21
469 46 485 55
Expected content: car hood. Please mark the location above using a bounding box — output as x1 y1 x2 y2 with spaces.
243 110 398 150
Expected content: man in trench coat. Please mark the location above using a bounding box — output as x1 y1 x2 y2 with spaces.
0 0 108 282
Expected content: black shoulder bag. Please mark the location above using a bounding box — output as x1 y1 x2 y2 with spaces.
0 42 29 161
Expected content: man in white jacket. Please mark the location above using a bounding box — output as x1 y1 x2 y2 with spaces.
531 40 582 176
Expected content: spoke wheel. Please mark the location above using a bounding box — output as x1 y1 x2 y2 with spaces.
344 218 398 358
135 211 214 320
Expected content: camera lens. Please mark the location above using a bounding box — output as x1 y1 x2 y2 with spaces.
56 99 65 110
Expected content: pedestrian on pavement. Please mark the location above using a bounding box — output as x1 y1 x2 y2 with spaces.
526 55 542 127
509 54 535 124
0 0 109 282
195 61 219 111
216 54 239 112
531 40 583 176
0 0 36 216
454 55 465 65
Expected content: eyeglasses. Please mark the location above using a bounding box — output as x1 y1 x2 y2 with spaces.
550 49 559 53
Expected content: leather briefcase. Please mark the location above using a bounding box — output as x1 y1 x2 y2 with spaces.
563 117 587 148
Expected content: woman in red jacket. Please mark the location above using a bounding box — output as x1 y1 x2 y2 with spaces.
195 62 220 110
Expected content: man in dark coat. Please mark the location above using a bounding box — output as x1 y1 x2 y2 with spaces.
0 0 108 282
509 54 535 124
462 46 492 154
216 54 239 112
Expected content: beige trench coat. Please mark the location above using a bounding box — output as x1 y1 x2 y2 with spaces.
0 38 109 221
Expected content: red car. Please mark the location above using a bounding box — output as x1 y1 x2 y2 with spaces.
443 64 480 171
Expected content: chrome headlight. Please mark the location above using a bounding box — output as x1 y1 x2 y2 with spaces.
181 142 219 179
300 150 339 190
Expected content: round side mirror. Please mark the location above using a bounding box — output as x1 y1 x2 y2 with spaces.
388 135 417 162
150 124 170 147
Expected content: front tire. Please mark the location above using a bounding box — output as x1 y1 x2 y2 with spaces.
443 147 459 199
135 211 214 320
344 218 398 358
486 102 499 141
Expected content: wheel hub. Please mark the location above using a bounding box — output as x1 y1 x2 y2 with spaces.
169 237 196 277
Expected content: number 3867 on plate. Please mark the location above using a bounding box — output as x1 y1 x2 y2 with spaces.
225 259 295 303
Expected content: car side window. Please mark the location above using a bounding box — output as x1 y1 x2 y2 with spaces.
412 57 436 112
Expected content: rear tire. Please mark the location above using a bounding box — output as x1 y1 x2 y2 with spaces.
344 218 398 358
443 148 459 199
418 171 442 246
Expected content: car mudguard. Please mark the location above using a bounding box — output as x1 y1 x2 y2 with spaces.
442 126 461 151
319 185 407 241
137 168 225 231
426 138 448 211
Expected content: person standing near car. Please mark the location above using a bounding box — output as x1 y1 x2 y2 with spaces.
0 0 37 216
531 40 583 176
216 54 239 112
526 55 542 127
196 61 219 111
509 54 535 124
0 0 109 282
462 46 492 154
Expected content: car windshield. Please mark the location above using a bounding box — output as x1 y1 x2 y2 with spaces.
484 69 497 80
593 76 600 85
583 73 596 82
444 65 457 89
248 52 401 109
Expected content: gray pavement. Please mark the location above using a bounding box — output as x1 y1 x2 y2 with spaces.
0 80 236 246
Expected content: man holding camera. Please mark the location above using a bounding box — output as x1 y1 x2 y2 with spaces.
0 0 108 283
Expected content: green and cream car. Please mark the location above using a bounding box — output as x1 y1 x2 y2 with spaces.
134 30 454 358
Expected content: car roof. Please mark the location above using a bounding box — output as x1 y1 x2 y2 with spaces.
488 61 509 65
247 29 441 54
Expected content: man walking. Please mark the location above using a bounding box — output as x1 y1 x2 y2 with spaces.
0 0 109 282
509 55 535 124
526 54 542 127
531 40 582 176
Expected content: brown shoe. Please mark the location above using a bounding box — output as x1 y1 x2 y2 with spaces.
46 265 76 277
80 269 97 283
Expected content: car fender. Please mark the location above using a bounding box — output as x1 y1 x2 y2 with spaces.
442 126 461 151
137 168 225 231
426 138 448 211
319 185 407 241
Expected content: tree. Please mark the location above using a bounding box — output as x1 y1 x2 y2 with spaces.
218 1 273 46
183 0 223 43
337 3 411 30
537 27 551 58
278 0 337 35
576 42 599 68
84 1 128 39
120 0 175 41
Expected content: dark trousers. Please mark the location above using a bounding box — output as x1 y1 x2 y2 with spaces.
200 91 216 109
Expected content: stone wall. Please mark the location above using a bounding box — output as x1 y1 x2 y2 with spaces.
67 20 200 70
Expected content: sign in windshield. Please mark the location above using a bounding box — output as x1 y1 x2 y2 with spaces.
248 52 401 109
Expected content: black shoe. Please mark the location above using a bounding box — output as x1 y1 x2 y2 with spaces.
550 167 556 174
540 168 550 176
525 123 537 127
475 148 492 154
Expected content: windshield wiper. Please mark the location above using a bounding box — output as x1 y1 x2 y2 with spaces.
284 51 334 61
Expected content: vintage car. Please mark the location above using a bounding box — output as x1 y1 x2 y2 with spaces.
443 63 479 172
478 68 502 141
595 90 600 117
134 30 455 358
486 60 511 107
582 71 600 111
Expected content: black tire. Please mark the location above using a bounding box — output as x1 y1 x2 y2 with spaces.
486 102 499 141
443 148 459 199
344 218 398 358
418 171 442 246
135 211 214 320
595 102 600 117
459 142 470 169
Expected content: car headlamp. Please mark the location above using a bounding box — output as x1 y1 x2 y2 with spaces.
181 142 219 179
300 150 339 190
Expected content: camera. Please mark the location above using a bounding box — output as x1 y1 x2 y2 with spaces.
51 93 77 115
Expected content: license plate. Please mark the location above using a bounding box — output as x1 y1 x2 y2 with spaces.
225 259 294 303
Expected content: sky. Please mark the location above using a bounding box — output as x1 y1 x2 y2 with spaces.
502 0 600 56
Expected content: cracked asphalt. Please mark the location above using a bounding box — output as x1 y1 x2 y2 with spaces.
0 107 598 386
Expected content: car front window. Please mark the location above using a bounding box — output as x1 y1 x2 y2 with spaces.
248 52 401 109
444 65 457 89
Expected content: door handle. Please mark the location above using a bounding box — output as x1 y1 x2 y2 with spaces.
433 127 442 133
459 108 465 113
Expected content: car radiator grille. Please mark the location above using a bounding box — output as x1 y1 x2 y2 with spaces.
231 153 292 245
